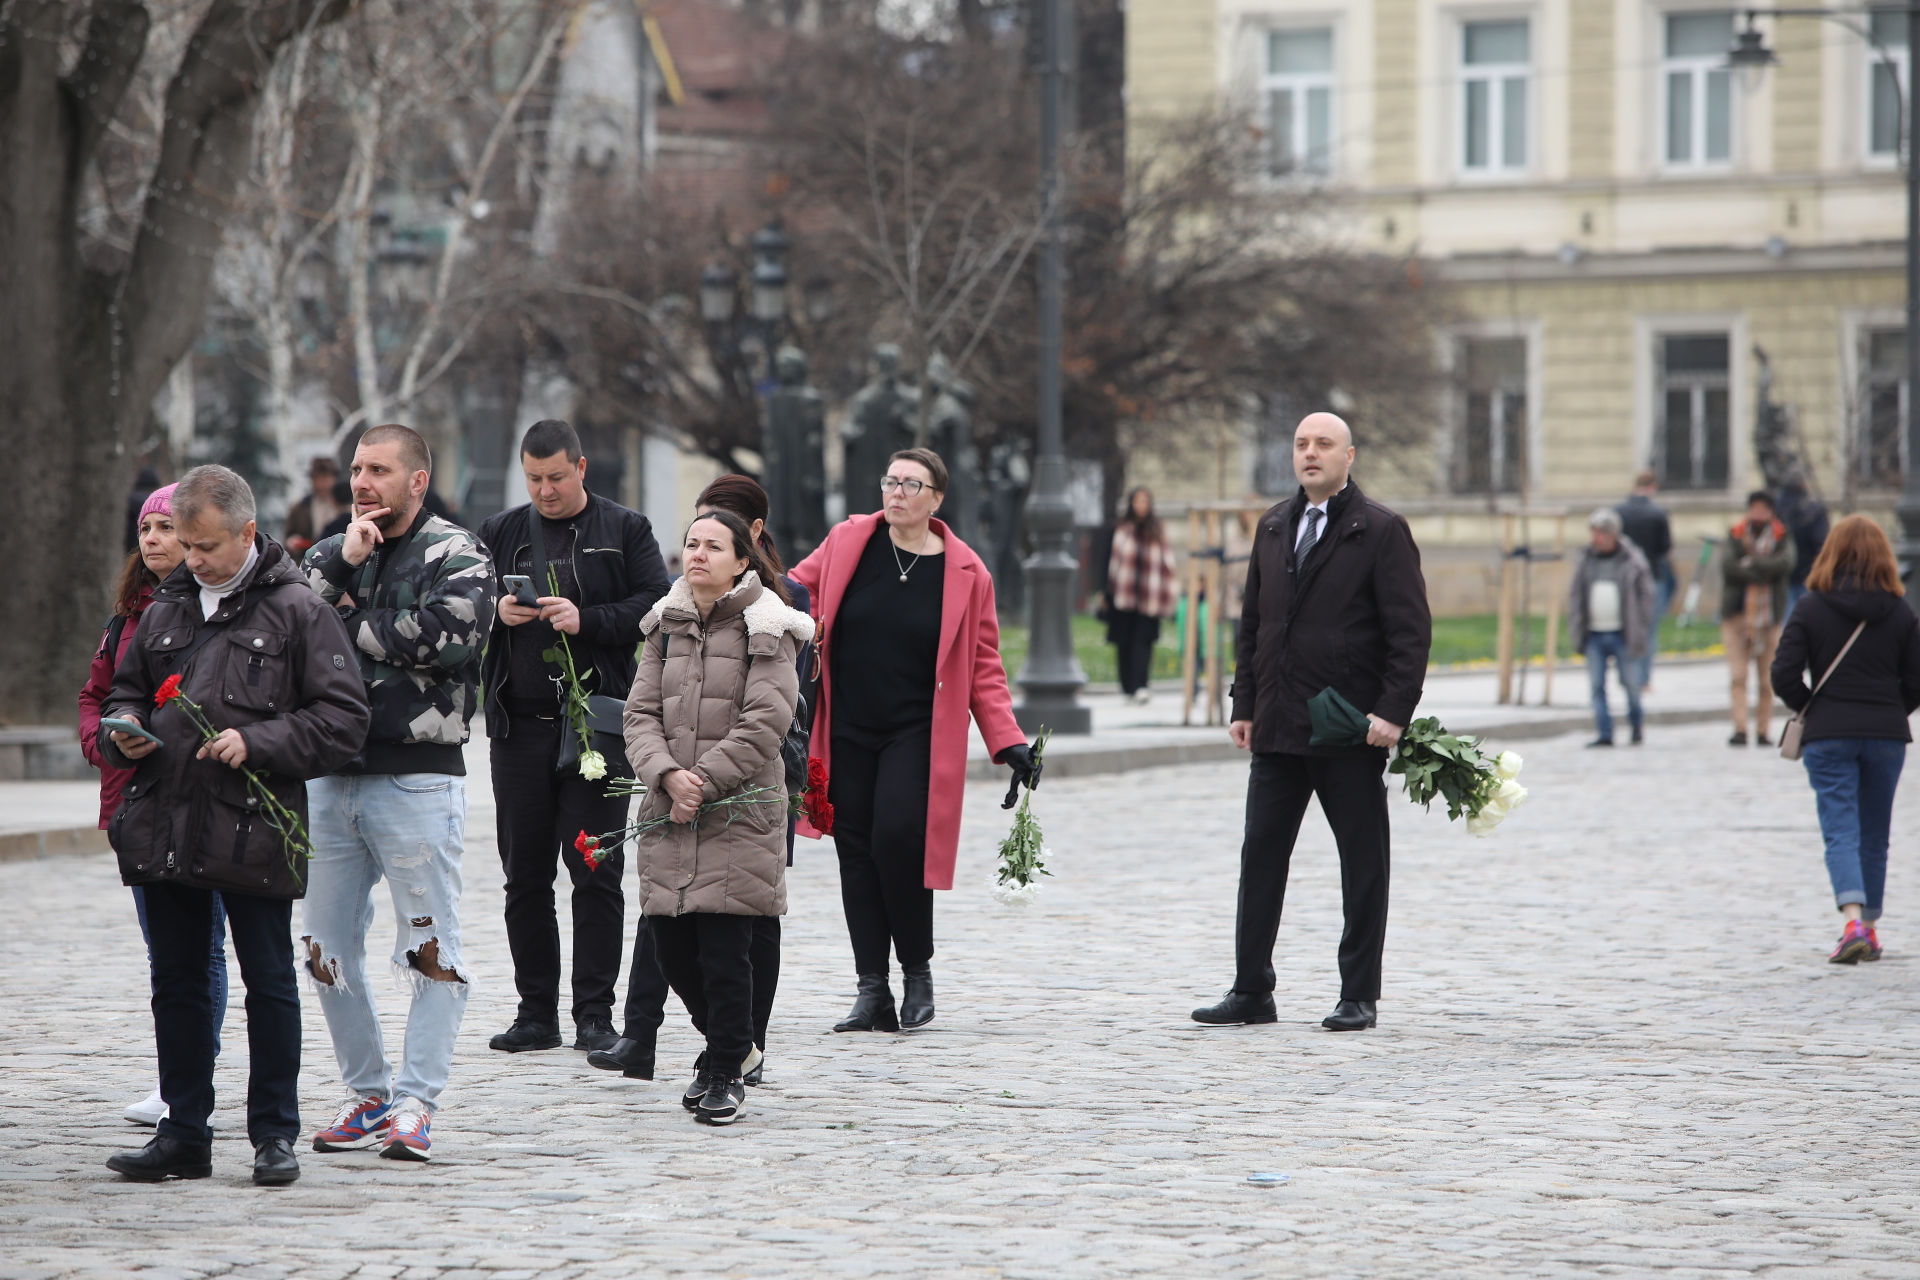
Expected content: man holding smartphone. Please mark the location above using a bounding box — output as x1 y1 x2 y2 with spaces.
479 420 672 1058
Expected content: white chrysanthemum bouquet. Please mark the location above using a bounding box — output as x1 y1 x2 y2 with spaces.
990 728 1050 906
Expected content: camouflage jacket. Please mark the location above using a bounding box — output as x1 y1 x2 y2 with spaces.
303 507 497 775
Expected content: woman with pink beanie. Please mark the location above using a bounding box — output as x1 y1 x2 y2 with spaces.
78 482 232 1128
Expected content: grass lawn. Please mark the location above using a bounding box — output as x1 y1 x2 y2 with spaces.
996 611 1725 685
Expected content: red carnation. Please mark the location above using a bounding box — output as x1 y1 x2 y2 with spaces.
154 673 184 708
574 829 602 871
802 757 834 835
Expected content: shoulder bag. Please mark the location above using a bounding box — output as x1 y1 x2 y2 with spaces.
1779 620 1867 761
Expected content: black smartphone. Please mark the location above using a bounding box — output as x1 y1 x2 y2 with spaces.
501 574 540 608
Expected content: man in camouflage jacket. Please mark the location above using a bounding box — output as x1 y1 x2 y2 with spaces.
297 425 497 1163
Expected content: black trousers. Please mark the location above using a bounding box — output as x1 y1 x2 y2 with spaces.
144 883 301 1147
492 715 631 1025
1109 609 1161 695
623 915 779 1050
830 723 934 973
651 913 756 1078
1235 752 1391 1002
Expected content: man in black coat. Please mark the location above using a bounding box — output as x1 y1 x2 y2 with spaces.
478 420 672 1056
1192 413 1431 1032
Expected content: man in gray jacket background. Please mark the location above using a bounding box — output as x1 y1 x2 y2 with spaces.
1567 508 1657 747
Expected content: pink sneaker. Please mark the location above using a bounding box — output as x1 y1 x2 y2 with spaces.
1830 919 1872 965
1865 925 1883 961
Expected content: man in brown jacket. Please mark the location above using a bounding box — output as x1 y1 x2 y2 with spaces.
1191 413 1431 1033
99 465 369 1186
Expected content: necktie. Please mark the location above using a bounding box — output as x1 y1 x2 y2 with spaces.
1297 507 1324 566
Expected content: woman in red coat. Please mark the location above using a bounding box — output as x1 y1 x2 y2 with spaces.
78 483 230 1127
790 448 1038 1033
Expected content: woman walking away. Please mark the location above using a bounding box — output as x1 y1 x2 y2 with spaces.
1106 487 1177 705
623 510 812 1125
790 448 1040 1035
1772 516 1920 964
77 484 232 1128
591 474 813 1087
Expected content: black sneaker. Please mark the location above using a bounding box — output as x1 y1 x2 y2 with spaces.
1586 738 1614 748
572 1014 619 1052
489 1019 562 1053
681 1052 710 1111
1630 727 1644 745
1755 733 1773 747
1729 731 1748 746
743 1046 765 1087
696 1075 746 1125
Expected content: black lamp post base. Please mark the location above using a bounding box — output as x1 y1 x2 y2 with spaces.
1013 701 1092 736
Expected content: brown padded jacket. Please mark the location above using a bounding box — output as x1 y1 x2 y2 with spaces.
100 536 370 899
623 572 814 917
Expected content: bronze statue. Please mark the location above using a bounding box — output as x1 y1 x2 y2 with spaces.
763 345 828 560
842 344 919 516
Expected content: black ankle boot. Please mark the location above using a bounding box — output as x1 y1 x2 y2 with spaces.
900 965 935 1030
833 973 899 1032
586 1036 656 1079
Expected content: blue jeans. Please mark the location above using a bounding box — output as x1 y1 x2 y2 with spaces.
303 774 471 1112
132 885 228 1057
1631 569 1675 690
1802 738 1906 920
1586 631 1643 741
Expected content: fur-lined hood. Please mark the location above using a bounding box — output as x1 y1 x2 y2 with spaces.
642 570 815 643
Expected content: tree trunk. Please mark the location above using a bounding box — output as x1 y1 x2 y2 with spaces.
0 0 350 726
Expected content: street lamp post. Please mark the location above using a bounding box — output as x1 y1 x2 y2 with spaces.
1730 7 1920 579
1014 0 1090 735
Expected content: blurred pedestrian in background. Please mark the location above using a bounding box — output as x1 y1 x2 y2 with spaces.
124 466 161 553
79 483 231 1129
1776 471 1830 620
316 479 354 543
1772 516 1920 965
282 456 342 559
1567 508 1655 747
1617 470 1672 692
1105 486 1177 705
1722 491 1795 746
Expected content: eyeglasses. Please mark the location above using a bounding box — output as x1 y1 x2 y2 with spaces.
880 476 930 495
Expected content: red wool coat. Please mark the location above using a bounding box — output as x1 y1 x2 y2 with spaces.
789 514 1026 890
78 586 151 830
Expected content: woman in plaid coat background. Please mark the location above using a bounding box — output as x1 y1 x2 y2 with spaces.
1105 487 1179 705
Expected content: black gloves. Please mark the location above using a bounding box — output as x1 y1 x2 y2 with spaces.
998 741 1042 809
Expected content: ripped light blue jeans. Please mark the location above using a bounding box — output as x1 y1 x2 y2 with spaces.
303 773 471 1111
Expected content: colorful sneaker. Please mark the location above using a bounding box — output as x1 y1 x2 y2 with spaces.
311 1094 391 1152
1829 919 1872 965
380 1097 432 1162
1865 925 1884 961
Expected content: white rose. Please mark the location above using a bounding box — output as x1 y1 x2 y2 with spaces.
1494 778 1527 809
1495 751 1524 780
579 749 608 781
1466 809 1504 837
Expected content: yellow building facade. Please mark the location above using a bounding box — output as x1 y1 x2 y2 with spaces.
1128 0 1908 610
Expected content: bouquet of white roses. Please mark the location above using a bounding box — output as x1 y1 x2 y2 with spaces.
1387 717 1528 837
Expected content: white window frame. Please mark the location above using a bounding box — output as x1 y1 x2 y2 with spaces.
1865 9 1910 166
1458 18 1531 179
1260 27 1337 179
1661 11 1736 173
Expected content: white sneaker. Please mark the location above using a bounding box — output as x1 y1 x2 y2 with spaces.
123 1089 168 1126
1132 689 1152 706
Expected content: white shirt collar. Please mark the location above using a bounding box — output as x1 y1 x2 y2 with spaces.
1296 484 1347 548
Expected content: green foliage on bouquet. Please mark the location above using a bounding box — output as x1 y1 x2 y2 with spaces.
1388 717 1527 835
539 567 607 781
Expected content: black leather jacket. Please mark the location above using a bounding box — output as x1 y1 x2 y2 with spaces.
478 492 672 736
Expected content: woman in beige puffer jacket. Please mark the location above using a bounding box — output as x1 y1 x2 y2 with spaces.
623 510 812 1125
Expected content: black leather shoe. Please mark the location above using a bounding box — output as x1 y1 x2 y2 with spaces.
252 1137 300 1186
106 1134 212 1182
586 1037 656 1079
489 1019 562 1053
1729 731 1748 746
1321 999 1377 1031
1585 737 1614 748
1190 990 1278 1025
833 973 900 1032
900 965 935 1030
573 1014 620 1053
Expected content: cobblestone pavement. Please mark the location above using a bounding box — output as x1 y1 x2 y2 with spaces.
3 720 1918 1279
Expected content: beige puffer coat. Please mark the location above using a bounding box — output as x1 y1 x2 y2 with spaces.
623 572 813 917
